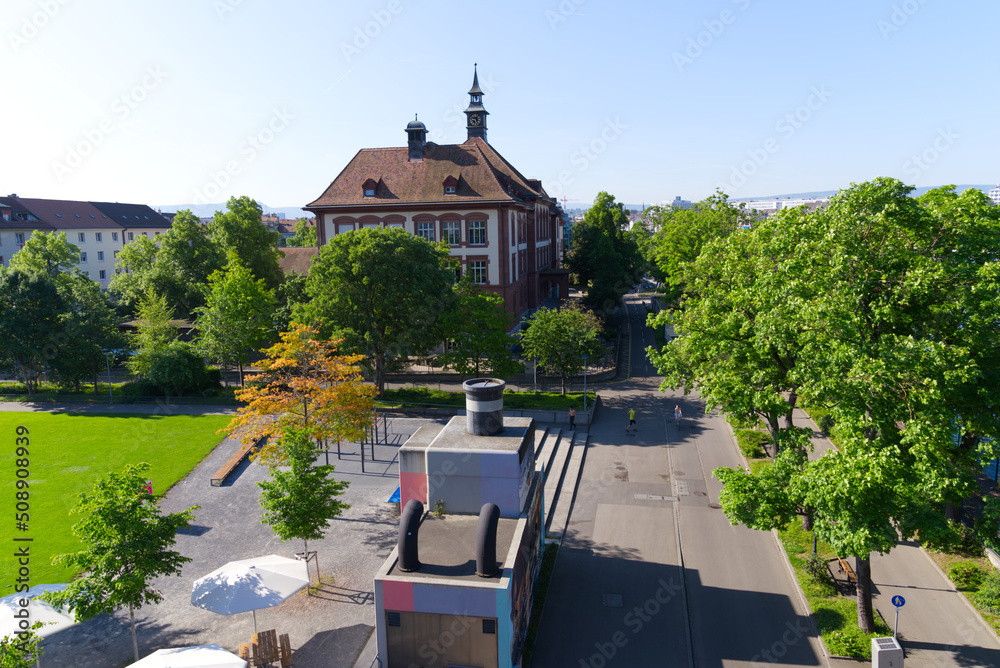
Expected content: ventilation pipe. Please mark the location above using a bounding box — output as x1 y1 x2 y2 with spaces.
398 499 423 572
476 502 501 577
464 378 505 436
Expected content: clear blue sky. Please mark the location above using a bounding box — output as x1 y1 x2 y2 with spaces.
3 0 997 211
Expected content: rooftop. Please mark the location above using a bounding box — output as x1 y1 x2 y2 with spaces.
386 512 519 582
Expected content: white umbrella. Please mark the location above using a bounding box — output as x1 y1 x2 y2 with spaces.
0 584 77 639
190 555 309 632
130 643 246 668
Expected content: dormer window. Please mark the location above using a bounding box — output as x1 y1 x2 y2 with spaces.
443 175 459 196
362 178 378 198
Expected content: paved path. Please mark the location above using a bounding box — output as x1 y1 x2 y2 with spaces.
26 413 442 667
531 295 827 667
789 408 1000 667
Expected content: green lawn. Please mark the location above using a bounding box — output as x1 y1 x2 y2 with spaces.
1 412 231 585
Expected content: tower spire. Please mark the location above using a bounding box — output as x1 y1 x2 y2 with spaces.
464 64 488 142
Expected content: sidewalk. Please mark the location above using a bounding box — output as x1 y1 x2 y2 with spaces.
790 407 1000 667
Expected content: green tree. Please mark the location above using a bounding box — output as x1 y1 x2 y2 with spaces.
9 230 83 282
111 210 226 318
257 428 350 587
286 218 318 247
0 270 66 394
439 281 523 379
49 277 128 393
298 227 455 394
194 252 276 386
145 340 218 398
695 178 1000 633
519 304 604 394
0 622 45 668
126 293 178 376
208 196 284 290
42 463 196 662
566 192 643 315
646 191 749 300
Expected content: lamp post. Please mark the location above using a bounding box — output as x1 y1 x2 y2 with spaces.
582 354 589 412
104 351 113 404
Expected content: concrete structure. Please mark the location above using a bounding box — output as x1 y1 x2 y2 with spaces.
374 379 545 668
306 67 568 326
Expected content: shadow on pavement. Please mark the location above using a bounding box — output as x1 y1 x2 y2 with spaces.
296 623 373 668
899 639 1000 667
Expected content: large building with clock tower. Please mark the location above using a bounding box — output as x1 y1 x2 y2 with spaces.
305 66 567 327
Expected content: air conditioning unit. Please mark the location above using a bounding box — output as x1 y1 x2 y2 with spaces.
872 636 903 668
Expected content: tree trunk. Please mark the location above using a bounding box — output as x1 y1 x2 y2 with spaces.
784 387 799 430
855 554 875 633
766 413 780 457
802 511 813 531
238 362 244 388
374 354 386 396
944 501 961 523
129 606 139 661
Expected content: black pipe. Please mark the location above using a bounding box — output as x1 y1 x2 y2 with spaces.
476 502 501 577
398 499 423 572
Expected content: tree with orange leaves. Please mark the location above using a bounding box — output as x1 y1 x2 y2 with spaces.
223 322 376 467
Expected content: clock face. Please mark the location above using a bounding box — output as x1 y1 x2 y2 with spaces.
470 114 482 126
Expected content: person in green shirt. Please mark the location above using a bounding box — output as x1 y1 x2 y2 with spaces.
626 407 636 434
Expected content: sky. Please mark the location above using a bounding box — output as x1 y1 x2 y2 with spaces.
2 0 998 213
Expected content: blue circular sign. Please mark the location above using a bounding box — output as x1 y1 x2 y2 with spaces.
891 595 905 608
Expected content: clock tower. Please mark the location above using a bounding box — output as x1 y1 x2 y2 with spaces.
464 64 489 142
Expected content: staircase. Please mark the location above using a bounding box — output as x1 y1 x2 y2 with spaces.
533 426 589 539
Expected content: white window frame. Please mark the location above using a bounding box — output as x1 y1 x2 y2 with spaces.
112 232 119 241
95 232 102 242
469 260 487 285
78 232 85 242
443 221 460 246
416 221 435 242
97 251 104 261
79 251 88 263
468 220 486 245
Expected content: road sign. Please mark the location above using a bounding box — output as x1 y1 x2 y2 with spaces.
892 595 905 608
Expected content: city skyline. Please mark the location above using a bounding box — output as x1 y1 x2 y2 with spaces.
3 0 997 210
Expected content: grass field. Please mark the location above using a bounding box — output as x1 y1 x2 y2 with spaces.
1 412 231 586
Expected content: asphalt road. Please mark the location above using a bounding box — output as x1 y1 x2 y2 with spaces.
530 293 827 668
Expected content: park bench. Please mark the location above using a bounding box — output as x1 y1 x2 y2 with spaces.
837 557 857 586
210 435 266 486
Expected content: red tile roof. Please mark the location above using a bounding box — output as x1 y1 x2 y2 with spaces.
307 137 551 209
17 198 122 230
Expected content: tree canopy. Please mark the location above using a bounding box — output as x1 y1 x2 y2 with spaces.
298 226 455 394
649 178 1000 632
566 192 643 316
519 303 604 394
42 463 196 662
208 196 284 290
286 219 318 247
439 280 522 379
224 323 376 467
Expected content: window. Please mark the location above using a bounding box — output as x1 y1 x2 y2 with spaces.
15 233 25 245
112 232 119 241
97 251 104 261
99 270 106 280
78 232 85 242
115 268 121 275
79 252 88 263
155 232 160 236
114 250 120 258
469 260 487 284
444 185 456 195
95 232 102 242
468 220 486 245
364 188 376 197
128 232 134 241
142 232 148 237
443 221 460 245
416 221 435 242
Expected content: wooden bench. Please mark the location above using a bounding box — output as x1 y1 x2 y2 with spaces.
279 633 294 667
252 629 279 666
210 436 266 486
837 557 857 586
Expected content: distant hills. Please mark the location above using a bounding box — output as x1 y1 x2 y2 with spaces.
733 184 997 202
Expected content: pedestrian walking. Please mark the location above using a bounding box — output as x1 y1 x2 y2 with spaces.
626 408 636 434
674 404 682 428
568 406 576 429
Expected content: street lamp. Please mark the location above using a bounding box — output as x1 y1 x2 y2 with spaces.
581 354 589 412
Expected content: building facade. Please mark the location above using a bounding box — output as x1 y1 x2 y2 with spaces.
305 68 567 326
0 195 171 289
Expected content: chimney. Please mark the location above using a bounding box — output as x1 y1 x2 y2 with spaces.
397 499 423 572
463 378 505 436
406 115 427 162
475 502 501 577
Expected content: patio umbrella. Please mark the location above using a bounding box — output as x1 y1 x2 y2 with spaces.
0 583 77 638
130 643 246 668
190 554 309 632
